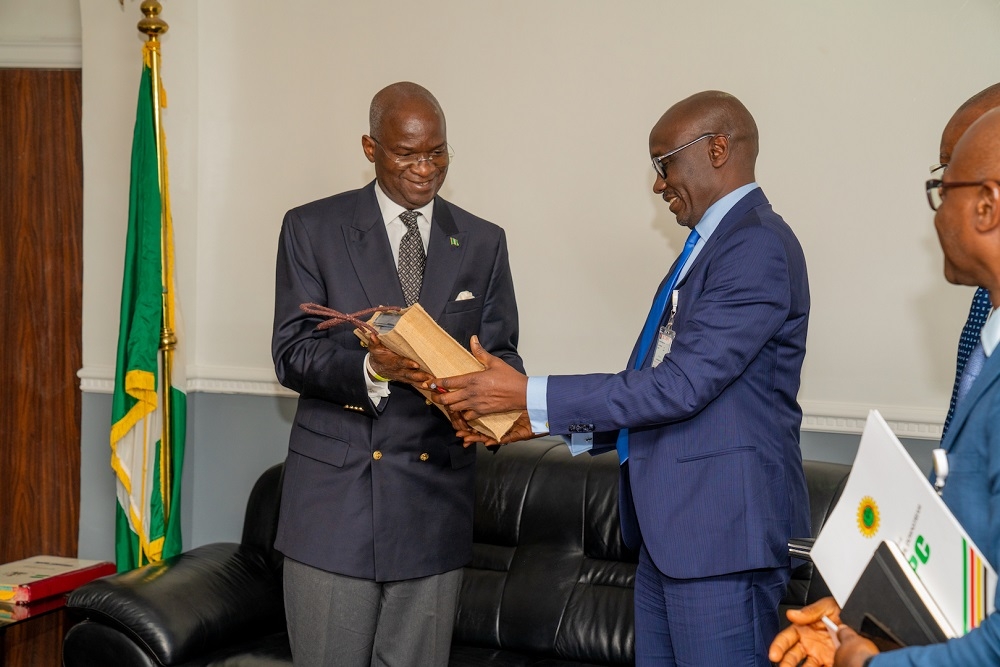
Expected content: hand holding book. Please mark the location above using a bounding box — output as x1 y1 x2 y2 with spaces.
301 302 522 441
427 335 529 419
366 331 433 387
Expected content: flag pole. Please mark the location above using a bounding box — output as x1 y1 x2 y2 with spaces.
137 0 175 526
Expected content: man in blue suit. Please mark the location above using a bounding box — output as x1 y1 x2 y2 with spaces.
432 91 811 667
940 85 1000 437
769 87 1000 667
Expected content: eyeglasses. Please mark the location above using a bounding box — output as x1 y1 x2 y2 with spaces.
651 133 729 180
370 137 453 170
925 178 996 211
929 163 947 176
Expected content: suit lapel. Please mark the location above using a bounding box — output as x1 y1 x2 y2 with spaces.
345 182 408 309
631 188 768 367
675 187 767 291
420 198 466 320
943 351 1000 452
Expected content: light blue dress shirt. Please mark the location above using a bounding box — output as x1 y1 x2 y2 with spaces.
981 307 1000 357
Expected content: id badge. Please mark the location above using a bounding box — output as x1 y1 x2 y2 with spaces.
651 324 674 367
651 290 679 368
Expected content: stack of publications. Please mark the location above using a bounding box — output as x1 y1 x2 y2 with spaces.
355 304 521 441
0 555 115 625
810 411 996 647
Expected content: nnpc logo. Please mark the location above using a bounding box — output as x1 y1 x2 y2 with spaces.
856 496 880 538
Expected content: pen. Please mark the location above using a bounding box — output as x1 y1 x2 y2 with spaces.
821 615 841 649
428 383 447 394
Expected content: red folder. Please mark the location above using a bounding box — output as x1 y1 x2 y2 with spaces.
0 556 116 604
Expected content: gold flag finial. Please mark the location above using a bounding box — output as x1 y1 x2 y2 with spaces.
137 0 169 37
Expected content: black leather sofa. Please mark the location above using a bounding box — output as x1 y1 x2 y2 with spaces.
64 439 849 667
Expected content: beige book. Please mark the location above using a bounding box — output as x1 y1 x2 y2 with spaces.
354 303 520 441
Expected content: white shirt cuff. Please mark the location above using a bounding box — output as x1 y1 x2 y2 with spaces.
364 353 390 400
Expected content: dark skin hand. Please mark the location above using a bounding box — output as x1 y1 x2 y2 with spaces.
428 335 529 419
834 627 879 667
453 411 538 448
366 333 476 434
367 332 433 386
769 596 842 667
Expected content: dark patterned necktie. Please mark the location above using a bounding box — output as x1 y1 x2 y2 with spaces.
397 210 425 306
943 287 991 436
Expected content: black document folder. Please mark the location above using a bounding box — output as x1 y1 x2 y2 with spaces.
840 540 956 648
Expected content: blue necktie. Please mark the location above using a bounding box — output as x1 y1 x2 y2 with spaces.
943 287 991 435
616 228 701 463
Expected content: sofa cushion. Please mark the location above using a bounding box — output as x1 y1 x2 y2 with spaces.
456 440 636 667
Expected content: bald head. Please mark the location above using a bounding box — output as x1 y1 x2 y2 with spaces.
950 107 1000 181
934 107 1000 296
363 82 449 209
369 82 445 140
940 83 1000 165
663 91 759 169
649 91 759 227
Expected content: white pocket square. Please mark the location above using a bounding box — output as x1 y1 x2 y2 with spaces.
455 291 475 301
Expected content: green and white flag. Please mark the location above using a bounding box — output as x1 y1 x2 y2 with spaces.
110 45 186 572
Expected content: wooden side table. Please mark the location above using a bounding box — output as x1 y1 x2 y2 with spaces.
0 597 69 667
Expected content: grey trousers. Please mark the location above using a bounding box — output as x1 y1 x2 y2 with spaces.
283 557 462 667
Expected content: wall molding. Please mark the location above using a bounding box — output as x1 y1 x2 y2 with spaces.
78 366 944 439
798 400 943 441
78 365 297 397
0 40 82 68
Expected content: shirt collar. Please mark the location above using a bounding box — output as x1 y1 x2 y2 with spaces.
693 182 759 242
981 301 1000 357
374 181 435 228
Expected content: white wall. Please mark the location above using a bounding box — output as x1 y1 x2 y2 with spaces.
67 1 1000 439
7 0 998 557
0 0 79 65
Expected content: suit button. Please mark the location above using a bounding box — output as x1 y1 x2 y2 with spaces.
425 399 433 406
372 451 382 460
419 453 429 461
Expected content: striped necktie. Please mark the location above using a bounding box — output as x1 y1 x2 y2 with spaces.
616 228 701 463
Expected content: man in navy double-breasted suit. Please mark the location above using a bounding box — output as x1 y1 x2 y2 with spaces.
434 91 810 666
272 82 521 667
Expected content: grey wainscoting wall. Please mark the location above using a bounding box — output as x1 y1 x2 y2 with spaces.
77 391 940 562
79 391 295 562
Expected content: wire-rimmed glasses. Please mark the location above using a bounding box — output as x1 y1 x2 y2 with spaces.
370 137 453 170
651 133 729 180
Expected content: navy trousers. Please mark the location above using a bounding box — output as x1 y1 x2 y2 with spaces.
634 544 789 666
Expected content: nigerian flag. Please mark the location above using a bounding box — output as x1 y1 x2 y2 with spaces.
110 47 186 572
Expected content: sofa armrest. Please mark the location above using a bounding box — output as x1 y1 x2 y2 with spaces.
789 537 815 561
66 542 284 666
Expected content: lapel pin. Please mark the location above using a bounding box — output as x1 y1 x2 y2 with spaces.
450 237 460 247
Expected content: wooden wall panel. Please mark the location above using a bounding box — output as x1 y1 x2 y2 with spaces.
0 68 83 667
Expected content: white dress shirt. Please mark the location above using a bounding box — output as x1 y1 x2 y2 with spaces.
364 183 435 399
